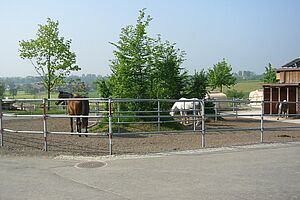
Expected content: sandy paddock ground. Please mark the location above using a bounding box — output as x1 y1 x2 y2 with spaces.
0 117 299 157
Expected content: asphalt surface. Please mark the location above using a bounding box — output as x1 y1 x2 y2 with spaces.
0 142 299 200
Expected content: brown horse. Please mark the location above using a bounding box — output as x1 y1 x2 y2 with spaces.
56 91 89 136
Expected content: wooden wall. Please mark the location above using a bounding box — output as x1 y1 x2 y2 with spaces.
277 71 300 83
263 86 298 114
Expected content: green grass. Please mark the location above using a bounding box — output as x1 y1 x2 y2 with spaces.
232 80 263 92
4 79 263 100
222 79 263 97
4 91 53 99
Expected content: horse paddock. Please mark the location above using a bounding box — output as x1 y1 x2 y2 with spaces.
1 117 300 157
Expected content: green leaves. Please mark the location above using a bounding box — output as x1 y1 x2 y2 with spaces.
94 78 111 98
109 9 187 102
263 63 277 83
185 70 208 99
208 59 236 92
0 82 5 98
19 18 80 99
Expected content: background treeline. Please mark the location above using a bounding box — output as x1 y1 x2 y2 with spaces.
0 74 106 97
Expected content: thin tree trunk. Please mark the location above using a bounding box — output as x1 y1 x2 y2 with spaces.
47 88 51 111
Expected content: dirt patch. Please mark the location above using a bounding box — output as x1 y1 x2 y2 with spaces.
1 117 299 157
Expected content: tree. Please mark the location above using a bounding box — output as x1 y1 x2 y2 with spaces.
67 78 89 96
109 9 152 99
24 84 39 96
19 18 80 108
94 78 112 98
208 59 236 92
225 89 245 99
149 38 187 99
8 82 18 98
263 63 277 83
0 82 4 98
109 9 187 102
185 70 208 99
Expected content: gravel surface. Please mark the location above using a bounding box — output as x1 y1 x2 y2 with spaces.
0 117 299 157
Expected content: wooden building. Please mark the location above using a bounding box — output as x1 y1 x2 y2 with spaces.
263 58 300 115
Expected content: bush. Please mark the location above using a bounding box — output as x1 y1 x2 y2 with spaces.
225 89 245 99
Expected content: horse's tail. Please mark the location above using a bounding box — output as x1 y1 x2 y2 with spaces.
81 99 90 128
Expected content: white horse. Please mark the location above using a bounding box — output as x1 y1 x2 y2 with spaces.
169 98 201 125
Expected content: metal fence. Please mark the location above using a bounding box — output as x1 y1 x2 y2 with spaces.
0 97 299 155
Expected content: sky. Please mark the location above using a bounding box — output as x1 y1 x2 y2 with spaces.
1 0 300 77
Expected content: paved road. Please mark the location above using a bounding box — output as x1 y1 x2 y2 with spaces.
0 142 299 200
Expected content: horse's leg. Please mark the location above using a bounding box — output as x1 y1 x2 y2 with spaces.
85 125 88 137
77 117 82 136
184 111 188 124
180 111 184 124
196 111 201 126
70 117 74 132
82 117 88 137
285 111 287 119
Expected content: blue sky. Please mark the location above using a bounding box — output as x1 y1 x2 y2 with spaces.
1 0 300 77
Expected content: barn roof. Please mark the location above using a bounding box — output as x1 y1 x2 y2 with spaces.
281 58 300 68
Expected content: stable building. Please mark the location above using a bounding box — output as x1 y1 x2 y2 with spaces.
263 58 300 115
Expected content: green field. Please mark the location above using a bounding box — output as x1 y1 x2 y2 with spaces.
231 80 263 92
223 79 263 97
4 80 263 100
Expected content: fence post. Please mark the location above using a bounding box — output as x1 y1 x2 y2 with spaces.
260 100 264 143
193 100 196 131
201 100 206 148
214 104 217 122
0 99 3 147
42 98 48 151
235 99 238 119
117 102 120 134
95 102 100 123
108 98 113 155
157 100 161 132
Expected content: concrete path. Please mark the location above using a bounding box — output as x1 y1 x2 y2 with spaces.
225 109 300 124
0 142 300 200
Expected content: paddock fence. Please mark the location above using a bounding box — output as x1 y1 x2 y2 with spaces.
0 98 300 155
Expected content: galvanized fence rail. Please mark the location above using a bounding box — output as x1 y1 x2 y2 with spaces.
0 98 299 155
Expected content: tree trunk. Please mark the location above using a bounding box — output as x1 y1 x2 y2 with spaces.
47 87 51 111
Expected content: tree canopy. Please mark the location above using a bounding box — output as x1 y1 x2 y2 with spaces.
263 63 277 83
19 18 80 103
0 82 4 98
207 59 236 92
185 70 208 99
108 9 187 102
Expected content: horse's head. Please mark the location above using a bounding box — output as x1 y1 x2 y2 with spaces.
56 91 73 105
169 110 175 116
